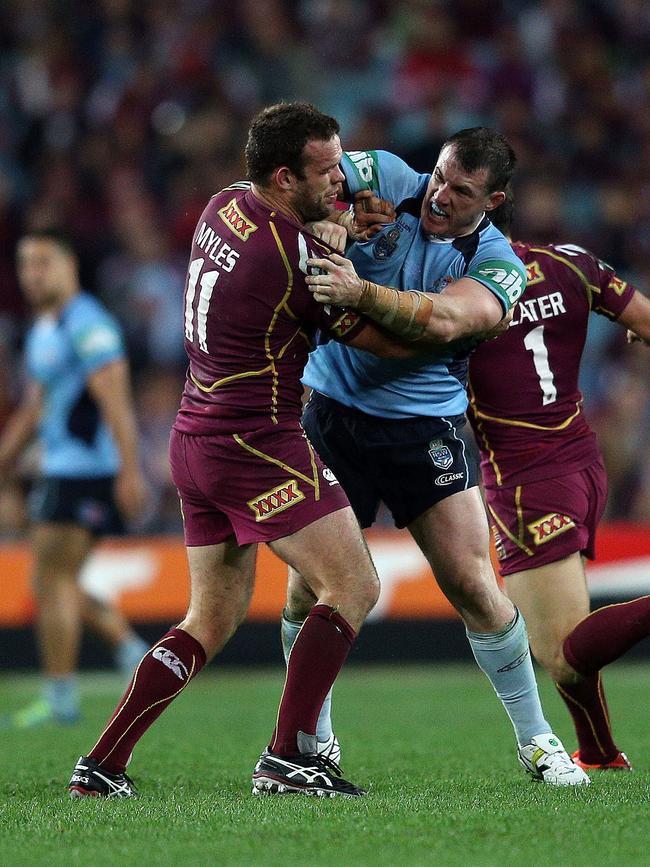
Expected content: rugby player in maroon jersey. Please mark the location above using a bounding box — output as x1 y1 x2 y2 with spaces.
67 103 437 800
467 192 650 771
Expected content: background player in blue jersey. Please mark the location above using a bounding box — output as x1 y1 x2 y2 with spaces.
283 128 588 785
0 229 148 728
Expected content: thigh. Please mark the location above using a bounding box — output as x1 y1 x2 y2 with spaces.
31 522 93 581
269 506 378 629
408 487 510 629
484 464 606 577
504 553 590 667
409 487 492 589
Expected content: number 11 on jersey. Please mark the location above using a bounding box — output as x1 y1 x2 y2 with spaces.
524 325 557 405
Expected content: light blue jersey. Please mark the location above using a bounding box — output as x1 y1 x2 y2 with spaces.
303 150 526 418
25 292 125 477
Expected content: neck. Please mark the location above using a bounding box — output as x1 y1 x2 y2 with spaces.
251 185 303 226
40 286 78 317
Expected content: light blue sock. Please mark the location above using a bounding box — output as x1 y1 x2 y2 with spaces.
281 611 333 742
466 609 552 746
43 675 80 723
115 634 149 678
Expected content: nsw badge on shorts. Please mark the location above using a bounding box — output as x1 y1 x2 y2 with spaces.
428 439 453 470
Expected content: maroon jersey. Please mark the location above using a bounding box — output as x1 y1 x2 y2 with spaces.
468 241 636 488
173 183 365 435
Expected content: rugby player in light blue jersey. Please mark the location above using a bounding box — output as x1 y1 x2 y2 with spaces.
281 128 589 786
0 229 149 728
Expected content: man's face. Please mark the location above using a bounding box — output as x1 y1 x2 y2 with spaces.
420 144 504 238
291 135 345 223
16 238 77 310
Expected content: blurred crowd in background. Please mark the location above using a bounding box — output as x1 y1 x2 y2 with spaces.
0 0 649 536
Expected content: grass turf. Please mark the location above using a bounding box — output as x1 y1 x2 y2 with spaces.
1 664 649 867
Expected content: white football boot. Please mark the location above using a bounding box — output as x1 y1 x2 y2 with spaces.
518 733 590 786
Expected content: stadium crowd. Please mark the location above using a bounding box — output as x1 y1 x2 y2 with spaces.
1 0 649 533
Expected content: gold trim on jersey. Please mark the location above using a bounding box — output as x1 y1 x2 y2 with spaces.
190 366 273 393
264 220 300 424
233 433 321 501
527 247 599 307
471 400 583 432
487 489 535 557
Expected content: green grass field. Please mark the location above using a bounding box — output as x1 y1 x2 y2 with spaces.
1 663 649 867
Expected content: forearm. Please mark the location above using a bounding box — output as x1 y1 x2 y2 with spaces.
356 280 456 343
90 363 141 472
101 396 140 472
0 404 40 469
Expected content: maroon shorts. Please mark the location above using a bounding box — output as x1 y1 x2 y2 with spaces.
169 424 351 546
484 457 608 576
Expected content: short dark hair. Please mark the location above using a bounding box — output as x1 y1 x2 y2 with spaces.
19 227 76 256
443 127 517 193
488 184 515 236
245 102 340 186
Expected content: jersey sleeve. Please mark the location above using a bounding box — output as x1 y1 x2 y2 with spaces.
465 234 527 314
68 306 125 375
585 250 636 318
341 150 429 207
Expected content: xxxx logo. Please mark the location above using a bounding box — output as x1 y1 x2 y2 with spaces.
525 260 544 286
527 512 575 546
217 197 258 240
248 479 304 521
331 310 361 338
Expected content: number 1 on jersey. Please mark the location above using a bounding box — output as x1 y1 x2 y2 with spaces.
185 257 219 353
524 325 557 405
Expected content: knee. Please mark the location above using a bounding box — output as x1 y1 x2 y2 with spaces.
356 571 380 616
531 641 574 683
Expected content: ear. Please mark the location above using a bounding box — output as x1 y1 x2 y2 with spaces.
485 190 506 212
272 166 296 192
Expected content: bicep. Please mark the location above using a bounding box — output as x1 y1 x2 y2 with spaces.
86 358 130 406
441 277 507 331
617 291 650 343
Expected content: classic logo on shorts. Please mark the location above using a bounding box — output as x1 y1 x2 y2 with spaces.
217 198 258 241
528 512 576 546
322 468 339 486
435 471 464 487
152 647 189 681
248 479 305 521
428 439 453 470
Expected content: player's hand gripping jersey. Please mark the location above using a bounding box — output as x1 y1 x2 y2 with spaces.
303 150 526 418
468 242 636 488
174 184 365 436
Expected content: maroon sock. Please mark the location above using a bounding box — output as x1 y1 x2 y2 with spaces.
555 673 619 764
270 604 356 756
89 628 206 773
563 595 650 676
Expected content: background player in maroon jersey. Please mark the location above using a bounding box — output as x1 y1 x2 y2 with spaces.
467 192 650 771
67 103 433 799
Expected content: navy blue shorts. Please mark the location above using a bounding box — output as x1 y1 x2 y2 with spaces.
28 476 124 536
302 392 478 529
